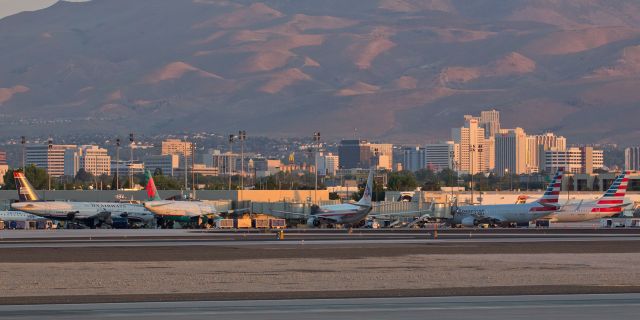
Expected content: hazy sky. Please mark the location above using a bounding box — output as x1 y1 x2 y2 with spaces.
0 0 89 20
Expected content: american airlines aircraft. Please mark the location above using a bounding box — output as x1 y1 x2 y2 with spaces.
451 169 564 227
544 172 631 222
270 169 375 227
10 171 153 228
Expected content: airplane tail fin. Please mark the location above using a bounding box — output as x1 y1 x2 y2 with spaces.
594 172 629 208
356 169 374 207
537 168 563 206
144 170 162 201
13 171 40 202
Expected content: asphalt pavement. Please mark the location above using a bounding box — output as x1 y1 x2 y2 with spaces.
1 294 639 320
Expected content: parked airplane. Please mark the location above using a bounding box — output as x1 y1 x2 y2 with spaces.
270 169 375 227
142 170 220 227
543 172 631 222
451 168 564 227
0 211 42 222
10 171 153 228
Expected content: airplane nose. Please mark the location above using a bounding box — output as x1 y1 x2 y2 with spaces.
11 202 23 209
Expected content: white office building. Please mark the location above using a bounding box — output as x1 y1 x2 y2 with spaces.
26 144 77 177
452 117 488 174
495 128 528 176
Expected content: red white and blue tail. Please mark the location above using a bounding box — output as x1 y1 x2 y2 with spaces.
592 172 629 213
538 168 564 206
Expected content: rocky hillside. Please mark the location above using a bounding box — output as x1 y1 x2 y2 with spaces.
1 0 640 143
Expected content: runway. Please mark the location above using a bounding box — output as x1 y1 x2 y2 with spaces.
3 236 640 248
1 294 639 319
2 229 640 305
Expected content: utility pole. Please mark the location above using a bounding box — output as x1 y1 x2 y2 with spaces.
129 133 134 189
115 138 120 190
21 136 26 171
313 132 320 204
47 137 52 191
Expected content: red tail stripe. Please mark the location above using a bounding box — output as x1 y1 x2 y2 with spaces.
592 207 624 213
597 200 624 205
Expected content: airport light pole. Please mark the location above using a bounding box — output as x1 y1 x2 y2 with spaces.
469 144 483 205
504 168 509 191
449 150 455 203
228 134 235 190
477 144 483 203
183 136 188 195
509 169 513 191
238 130 246 192
469 144 475 205
129 133 134 189
313 132 320 204
115 138 120 190
47 137 52 191
192 141 196 199
21 136 26 171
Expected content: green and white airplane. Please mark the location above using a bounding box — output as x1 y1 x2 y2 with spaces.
142 170 221 227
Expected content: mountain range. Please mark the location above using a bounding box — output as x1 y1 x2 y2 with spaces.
1 0 640 144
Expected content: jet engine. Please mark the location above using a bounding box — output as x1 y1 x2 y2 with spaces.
307 217 320 227
461 216 477 228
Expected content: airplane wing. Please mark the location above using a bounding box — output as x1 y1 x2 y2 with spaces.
536 201 560 208
86 211 112 224
227 207 251 215
269 209 307 218
145 202 174 208
370 210 432 218
473 213 506 225
314 215 340 224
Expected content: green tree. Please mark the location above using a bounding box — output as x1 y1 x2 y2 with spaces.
75 168 94 183
387 171 418 191
437 168 457 187
3 165 49 190
151 174 181 190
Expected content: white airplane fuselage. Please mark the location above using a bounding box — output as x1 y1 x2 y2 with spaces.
11 201 151 221
452 202 555 226
0 211 43 221
543 200 626 222
309 203 372 225
143 200 217 217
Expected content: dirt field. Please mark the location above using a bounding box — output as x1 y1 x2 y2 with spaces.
2 240 640 304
